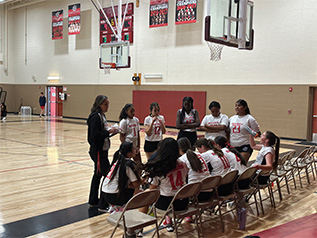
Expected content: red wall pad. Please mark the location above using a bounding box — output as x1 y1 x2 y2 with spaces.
133 90 206 127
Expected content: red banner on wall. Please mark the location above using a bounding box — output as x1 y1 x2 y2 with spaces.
52 10 63 40
68 3 81 35
150 0 168 28
175 0 197 25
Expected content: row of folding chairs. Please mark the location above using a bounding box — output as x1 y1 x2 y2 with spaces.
270 146 316 203
107 167 263 238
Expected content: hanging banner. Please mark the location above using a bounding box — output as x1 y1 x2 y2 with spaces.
150 0 168 28
175 0 197 25
52 10 63 40
68 3 81 35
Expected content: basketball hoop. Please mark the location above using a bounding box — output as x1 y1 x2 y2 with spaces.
207 42 224 61
102 62 116 74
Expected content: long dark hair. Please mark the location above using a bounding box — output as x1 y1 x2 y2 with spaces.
91 95 108 113
265 131 280 170
236 99 250 115
178 137 202 172
144 138 179 178
194 138 224 157
149 102 160 116
180 96 194 124
109 142 140 198
119 103 134 120
214 136 246 166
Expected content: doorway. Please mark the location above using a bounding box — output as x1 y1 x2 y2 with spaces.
47 86 63 117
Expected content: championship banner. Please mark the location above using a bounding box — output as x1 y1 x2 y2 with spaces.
149 0 168 28
68 3 81 35
52 10 63 40
175 0 197 25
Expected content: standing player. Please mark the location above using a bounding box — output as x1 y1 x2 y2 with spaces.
200 101 229 140
144 102 166 159
176 96 200 147
39 92 46 117
229 99 261 164
119 103 141 163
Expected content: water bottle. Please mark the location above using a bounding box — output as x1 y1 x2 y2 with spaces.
238 208 246 230
245 125 259 138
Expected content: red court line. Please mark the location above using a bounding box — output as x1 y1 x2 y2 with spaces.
252 213 317 238
0 158 91 173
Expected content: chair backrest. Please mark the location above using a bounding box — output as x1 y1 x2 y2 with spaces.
125 189 160 211
287 150 296 160
297 148 309 159
174 182 202 200
201 176 222 191
236 167 257 181
220 170 239 185
278 154 289 166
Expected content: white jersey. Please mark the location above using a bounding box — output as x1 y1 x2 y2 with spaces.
179 109 197 132
150 159 188 197
201 150 231 177
144 115 165 142
178 152 209 184
119 117 140 147
200 113 229 140
229 114 260 147
251 146 274 176
101 160 138 194
222 148 247 174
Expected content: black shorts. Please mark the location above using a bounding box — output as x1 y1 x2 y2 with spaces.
198 191 213 202
235 144 253 155
144 140 160 153
177 130 197 147
102 188 134 206
155 195 189 211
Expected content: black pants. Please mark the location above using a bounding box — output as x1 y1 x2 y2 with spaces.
177 130 197 147
88 149 110 208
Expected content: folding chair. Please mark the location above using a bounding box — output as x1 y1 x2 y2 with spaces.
107 189 160 238
253 170 275 215
153 182 203 238
282 150 298 189
215 170 239 217
303 146 316 180
290 148 311 188
234 167 259 217
197 176 223 232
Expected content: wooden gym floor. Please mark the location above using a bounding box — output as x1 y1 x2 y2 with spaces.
0 115 316 238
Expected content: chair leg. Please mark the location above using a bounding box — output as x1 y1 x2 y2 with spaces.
297 168 303 188
268 185 276 209
253 193 259 216
257 190 264 215
284 175 290 194
305 167 310 184
275 179 283 201
310 163 316 180
291 170 297 189
218 204 225 232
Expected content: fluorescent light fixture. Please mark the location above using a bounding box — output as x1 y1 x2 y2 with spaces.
47 76 60 80
143 74 163 79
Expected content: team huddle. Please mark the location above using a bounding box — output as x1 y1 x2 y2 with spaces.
87 95 280 237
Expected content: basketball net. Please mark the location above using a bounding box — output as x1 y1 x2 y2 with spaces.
207 42 224 61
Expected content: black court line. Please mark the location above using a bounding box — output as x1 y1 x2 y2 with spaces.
0 137 43 147
1 204 102 238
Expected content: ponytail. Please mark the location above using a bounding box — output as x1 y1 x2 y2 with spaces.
265 131 280 170
119 103 134 120
178 137 202 172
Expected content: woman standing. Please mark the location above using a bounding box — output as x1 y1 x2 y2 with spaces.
200 101 229 140
87 95 118 209
229 99 261 164
176 97 200 147
144 102 166 159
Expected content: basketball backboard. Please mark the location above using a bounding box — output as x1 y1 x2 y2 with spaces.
205 0 254 50
100 41 130 69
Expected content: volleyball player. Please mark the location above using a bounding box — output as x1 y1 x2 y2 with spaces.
144 102 166 159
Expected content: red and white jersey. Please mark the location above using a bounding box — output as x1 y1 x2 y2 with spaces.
179 109 196 132
101 160 138 194
119 117 140 147
222 148 247 174
144 115 165 142
200 113 229 140
201 150 231 177
229 114 260 147
150 159 189 197
178 152 209 184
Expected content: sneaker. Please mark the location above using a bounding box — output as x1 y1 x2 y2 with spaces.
136 229 143 237
89 204 98 208
184 216 193 222
98 207 109 213
2 117 6 121
162 220 174 232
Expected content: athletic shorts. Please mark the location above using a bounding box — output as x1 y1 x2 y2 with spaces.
155 195 189 211
102 188 134 206
144 140 159 153
198 191 213 202
40 106 45 110
177 131 197 147
234 144 253 155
